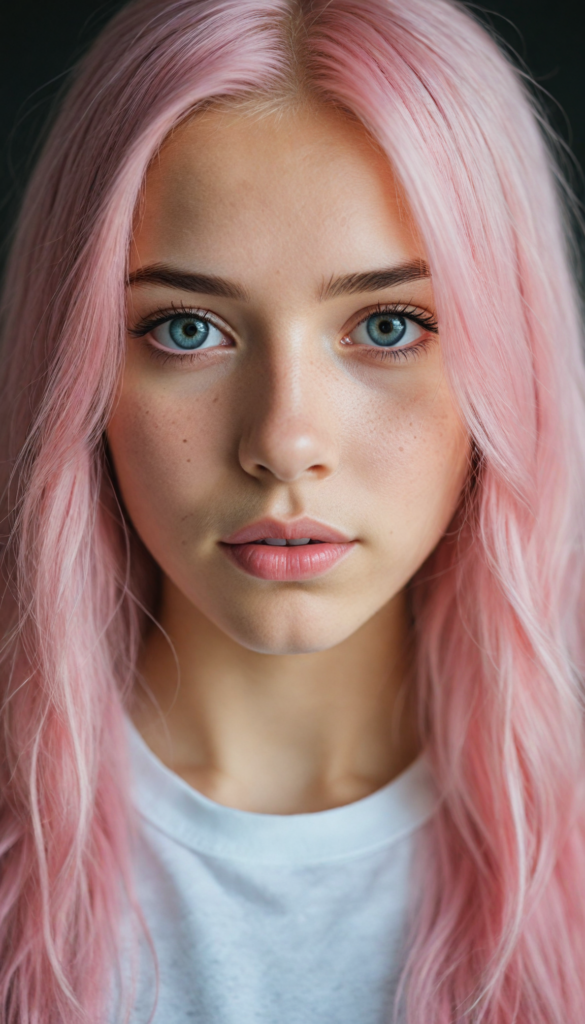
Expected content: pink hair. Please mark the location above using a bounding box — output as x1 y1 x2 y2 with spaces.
1 0 585 1020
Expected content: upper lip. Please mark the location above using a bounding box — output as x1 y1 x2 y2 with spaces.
221 517 354 545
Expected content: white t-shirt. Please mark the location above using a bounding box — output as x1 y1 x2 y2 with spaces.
124 722 437 1024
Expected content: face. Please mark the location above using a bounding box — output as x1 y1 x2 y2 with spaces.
107 102 470 654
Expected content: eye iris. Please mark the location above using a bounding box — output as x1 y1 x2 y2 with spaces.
366 314 407 347
169 316 209 349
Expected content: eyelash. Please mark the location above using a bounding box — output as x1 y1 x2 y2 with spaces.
129 301 438 365
349 302 438 364
128 303 229 365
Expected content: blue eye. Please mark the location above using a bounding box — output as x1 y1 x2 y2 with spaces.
349 312 424 349
151 314 225 351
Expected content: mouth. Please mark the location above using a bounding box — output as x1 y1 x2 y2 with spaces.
220 517 356 581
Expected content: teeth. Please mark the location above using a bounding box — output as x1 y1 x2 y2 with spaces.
262 537 312 546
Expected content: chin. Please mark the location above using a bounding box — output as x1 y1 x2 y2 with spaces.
218 608 359 656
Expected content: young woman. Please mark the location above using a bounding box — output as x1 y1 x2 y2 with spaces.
1 0 584 1021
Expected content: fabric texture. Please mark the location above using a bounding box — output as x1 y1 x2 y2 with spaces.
124 721 438 1024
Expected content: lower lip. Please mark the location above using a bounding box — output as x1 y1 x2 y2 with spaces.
221 542 355 581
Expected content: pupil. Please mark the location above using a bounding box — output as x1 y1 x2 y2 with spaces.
169 315 209 349
366 313 406 347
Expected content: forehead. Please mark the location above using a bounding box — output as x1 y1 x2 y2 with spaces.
131 102 425 284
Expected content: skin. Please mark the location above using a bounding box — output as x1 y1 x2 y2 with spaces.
107 102 470 814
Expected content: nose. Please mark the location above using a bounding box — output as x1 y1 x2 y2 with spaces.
237 342 339 484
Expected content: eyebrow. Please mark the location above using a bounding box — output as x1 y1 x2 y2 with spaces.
321 259 430 299
127 257 430 302
127 264 249 300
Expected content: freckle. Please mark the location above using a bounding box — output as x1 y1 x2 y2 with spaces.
187 459 191 462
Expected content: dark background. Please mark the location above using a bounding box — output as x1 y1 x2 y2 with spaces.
0 0 583 266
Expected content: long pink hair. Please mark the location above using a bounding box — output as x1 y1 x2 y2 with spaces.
1 0 585 1020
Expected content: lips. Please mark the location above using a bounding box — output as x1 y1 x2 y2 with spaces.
222 517 351 545
220 517 356 581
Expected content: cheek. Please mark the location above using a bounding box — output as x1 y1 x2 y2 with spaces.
348 379 469 559
106 374 231 541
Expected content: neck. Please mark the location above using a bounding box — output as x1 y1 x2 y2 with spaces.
132 578 419 814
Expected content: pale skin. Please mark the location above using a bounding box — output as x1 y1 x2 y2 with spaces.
107 101 470 814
